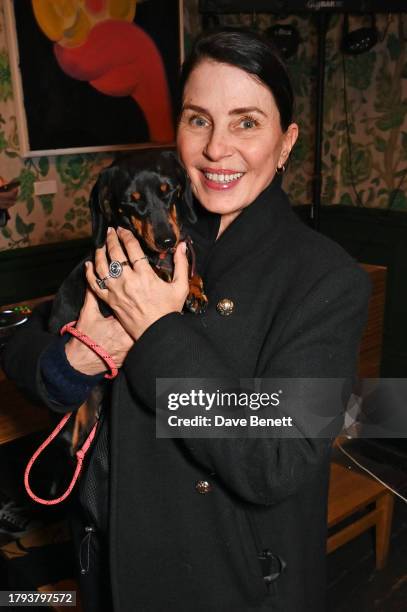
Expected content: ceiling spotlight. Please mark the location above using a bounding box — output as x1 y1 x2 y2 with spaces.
266 24 300 59
342 14 378 55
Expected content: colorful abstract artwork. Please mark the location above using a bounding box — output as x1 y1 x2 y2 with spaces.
4 0 181 155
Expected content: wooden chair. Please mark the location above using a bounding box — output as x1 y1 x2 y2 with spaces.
327 460 394 569
327 264 394 569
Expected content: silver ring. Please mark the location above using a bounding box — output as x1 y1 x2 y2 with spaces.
96 277 109 290
131 255 148 266
108 260 128 278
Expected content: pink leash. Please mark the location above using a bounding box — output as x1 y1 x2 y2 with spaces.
24 321 118 505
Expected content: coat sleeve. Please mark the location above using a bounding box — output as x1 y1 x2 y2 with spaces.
2 301 84 414
123 263 371 505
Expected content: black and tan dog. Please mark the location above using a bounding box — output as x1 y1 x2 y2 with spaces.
47 148 207 454
50 149 207 332
91 148 207 300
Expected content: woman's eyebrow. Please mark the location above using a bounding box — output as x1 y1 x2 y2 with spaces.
181 104 267 117
229 106 267 117
181 104 209 114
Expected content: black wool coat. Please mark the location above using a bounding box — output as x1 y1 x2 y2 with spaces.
3 180 370 612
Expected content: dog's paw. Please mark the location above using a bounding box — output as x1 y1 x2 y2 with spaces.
185 291 208 314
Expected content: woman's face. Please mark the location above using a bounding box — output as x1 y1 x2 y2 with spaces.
177 59 298 230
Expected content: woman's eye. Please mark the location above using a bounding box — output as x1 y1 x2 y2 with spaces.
239 117 258 129
189 115 208 128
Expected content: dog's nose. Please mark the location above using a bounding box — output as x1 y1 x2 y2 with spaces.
158 237 176 250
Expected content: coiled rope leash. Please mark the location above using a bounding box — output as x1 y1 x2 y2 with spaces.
59 321 118 379
24 321 118 505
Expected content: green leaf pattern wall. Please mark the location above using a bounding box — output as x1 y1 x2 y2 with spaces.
0 2 406 252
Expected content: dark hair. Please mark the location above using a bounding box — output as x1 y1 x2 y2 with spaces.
179 27 294 132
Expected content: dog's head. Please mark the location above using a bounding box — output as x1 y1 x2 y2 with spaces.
90 149 196 252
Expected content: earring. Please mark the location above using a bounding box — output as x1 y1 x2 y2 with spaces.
276 164 286 174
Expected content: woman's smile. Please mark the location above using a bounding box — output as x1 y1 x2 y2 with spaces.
200 168 245 190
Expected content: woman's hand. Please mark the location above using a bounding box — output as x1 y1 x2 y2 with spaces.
85 227 189 341
65 287 134 375
0 176 19 209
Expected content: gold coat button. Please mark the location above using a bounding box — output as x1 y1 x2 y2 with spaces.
216 298 234 316
195 480 212 494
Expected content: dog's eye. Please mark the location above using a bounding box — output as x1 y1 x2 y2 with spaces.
160 183 169 193
132 191 141 201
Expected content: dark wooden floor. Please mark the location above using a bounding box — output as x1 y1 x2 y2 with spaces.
327 497 407 611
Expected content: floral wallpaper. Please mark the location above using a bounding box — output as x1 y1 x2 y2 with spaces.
323 14 407 210
1 2 406 253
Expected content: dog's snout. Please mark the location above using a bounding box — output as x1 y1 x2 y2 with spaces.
157 236 176 250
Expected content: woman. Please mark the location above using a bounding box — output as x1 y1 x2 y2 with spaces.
3 29 370 611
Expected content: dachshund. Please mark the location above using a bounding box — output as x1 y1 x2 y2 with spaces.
47 148 207 455
49 148 207 334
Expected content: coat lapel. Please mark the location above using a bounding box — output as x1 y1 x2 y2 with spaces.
187 178 296 283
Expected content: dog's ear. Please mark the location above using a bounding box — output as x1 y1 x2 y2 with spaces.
182 178 197 224
90 166 117 247
164 150 198 225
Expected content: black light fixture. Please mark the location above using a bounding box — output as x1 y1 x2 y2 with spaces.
265 23 300 59
342 14 378 55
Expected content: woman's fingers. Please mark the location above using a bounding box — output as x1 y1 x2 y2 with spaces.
94 228 151 287
94 228 133 281
85 261 110 300
117 227 150 271
94 244 109 279
172 242 189 292
106 227 129 263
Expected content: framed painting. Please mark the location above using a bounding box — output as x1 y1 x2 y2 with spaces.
4 0 184 157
